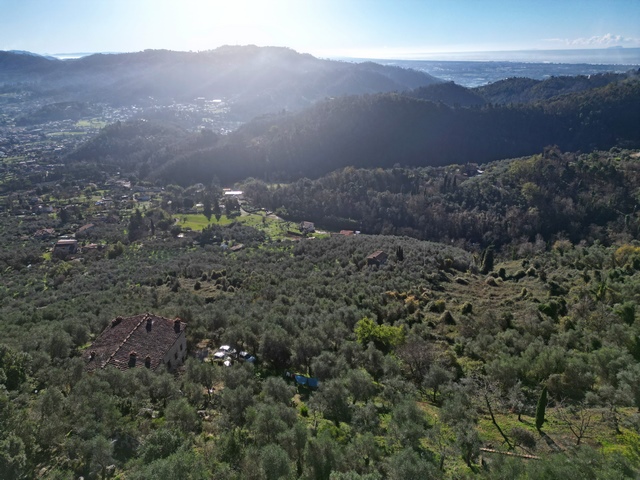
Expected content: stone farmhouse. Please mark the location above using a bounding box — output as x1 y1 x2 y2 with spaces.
366 250 388 266
53 238 78 255
84 313 187 372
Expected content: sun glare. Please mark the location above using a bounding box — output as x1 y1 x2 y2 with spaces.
148 0 302 51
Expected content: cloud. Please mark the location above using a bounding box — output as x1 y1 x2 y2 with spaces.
544 33 640 47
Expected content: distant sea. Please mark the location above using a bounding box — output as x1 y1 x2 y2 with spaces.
348 48 640 87
50 52 121 60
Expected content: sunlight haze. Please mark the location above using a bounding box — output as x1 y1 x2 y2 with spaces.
1 0 638 58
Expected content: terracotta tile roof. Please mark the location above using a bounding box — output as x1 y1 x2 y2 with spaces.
84 313 186 371
366 250 388 265
366 250 387 261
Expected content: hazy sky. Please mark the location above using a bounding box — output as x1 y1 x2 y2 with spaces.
1 0 639 58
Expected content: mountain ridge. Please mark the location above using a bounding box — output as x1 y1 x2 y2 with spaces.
0 46 441 119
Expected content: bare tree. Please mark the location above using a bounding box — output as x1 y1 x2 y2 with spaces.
475 375 513 450
556 400 596 446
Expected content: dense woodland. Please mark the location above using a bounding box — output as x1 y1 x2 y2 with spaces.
2 49 640 478
242 148 640 249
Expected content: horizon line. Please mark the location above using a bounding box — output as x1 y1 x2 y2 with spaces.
6 45 638 65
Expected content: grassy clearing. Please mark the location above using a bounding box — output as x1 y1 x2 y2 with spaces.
177 214 234 231
75 119 108 129
177 212 303 241
238 213 298 240
47 131 87 137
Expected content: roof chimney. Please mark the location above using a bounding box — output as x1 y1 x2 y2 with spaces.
128 351 137 367
174 319 181 333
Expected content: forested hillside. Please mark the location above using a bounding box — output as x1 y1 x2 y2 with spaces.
55 69 640 187
242 148 640 249
404 81 487 107
475 70 637 105
372 69 638 108
2 194 640 477
149 76 640 185
67 120 192 174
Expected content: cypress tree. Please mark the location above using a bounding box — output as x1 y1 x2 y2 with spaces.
203 195 212 222
535 386 547 432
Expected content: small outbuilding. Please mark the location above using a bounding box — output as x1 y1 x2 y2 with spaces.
366 250 388 266
300 221 315 234
53 238 78 255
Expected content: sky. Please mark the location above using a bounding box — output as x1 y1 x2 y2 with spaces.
0 0 639 59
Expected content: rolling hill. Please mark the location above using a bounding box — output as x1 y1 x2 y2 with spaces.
0 46 441 119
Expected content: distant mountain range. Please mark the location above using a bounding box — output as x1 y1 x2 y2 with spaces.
0 46 440 119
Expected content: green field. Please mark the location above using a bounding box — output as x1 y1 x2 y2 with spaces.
75 119 108 129
1 156 26 164
178 213 234 231
178 212 303 240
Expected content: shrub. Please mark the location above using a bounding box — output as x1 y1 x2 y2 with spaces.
428 299 446 313
538 299 566 320
548 280 568 296
510 426 536 449
107 241 125 259
460 302 473 315
513 270 526 280
440 310 455 325
355 317 405 352
614 301 636 326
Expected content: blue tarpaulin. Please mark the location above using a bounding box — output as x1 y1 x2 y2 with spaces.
294 374 319 388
